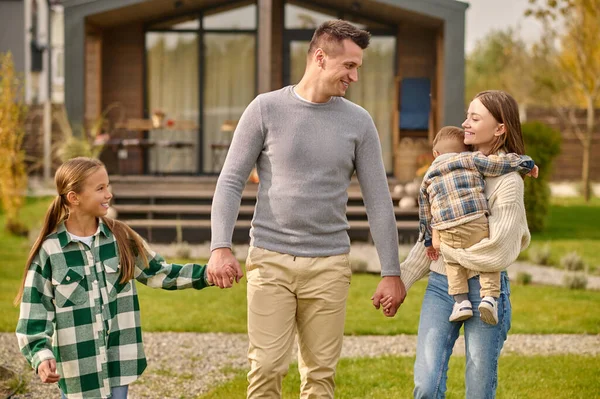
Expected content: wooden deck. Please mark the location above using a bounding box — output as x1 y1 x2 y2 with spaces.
110 176 419 244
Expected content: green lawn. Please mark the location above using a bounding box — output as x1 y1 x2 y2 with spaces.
1 196 600 334
526 197 600 273
199 355 600 399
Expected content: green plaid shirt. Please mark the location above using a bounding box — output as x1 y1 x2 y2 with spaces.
16 219 209 398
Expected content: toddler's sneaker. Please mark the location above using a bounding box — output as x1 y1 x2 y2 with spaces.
449 299 473 322
479 296 499 325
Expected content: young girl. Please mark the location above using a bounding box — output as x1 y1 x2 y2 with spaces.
15 157 232 399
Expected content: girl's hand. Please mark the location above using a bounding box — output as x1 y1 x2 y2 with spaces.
381 295 394 313
38 359 60 383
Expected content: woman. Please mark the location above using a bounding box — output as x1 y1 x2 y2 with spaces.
400 90 531 398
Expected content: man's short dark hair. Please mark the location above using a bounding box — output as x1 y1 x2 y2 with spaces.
308 20 371 56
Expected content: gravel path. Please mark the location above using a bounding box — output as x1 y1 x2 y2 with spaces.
2 332 598 399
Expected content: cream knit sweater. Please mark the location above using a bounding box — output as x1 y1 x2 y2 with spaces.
400 172 531 290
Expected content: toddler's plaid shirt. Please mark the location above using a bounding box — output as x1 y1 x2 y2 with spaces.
418 151 534 246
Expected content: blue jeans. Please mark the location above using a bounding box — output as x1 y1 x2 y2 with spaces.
61 385 128 399
414 272 511 399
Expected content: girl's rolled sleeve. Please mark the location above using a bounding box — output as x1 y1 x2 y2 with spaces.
16 261 56 371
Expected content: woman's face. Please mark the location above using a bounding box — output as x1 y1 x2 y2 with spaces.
462 98 504 154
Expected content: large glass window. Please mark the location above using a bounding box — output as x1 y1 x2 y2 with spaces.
285 2 336 29
346 37 396 172
146 32 199 173
204 3 256 30
148 16 199 30
145 2 257 174
203 33 256 173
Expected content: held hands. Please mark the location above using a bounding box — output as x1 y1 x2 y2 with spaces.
38 359 60 383
371 276 406 317
207 247 244 288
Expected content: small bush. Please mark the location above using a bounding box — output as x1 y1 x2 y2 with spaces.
528 243 552 265
516 271 533 285
560 252 585 272
563 273 588 290
350 258 369 274
0 52 28 235
522 121 562 232
173 241 192 259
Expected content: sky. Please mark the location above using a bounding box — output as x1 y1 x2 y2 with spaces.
464 0 545 54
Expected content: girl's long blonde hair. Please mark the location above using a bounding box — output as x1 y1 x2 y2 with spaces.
14 157 147 305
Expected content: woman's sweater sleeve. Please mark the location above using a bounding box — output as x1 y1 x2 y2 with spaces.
400 242 433 291
440 173 531 273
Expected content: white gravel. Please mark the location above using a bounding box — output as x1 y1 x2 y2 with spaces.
2 332 598 399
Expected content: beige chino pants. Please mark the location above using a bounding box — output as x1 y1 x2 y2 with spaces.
245 246 352 399
438 215 501 298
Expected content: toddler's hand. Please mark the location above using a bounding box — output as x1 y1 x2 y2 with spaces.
426 246 439 261
38 359 60 383
527 165 539 178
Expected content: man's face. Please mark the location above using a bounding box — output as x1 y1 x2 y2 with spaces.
319 39 363 97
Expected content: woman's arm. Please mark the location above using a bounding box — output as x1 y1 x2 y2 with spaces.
440 174 531 273
400 242 433 291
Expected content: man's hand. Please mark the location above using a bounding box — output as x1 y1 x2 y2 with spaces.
207 248 244 288
426 246 439 261
371 276 406 317
526 165 539 178
38 359 60 383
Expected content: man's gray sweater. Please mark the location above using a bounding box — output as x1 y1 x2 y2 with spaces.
210 86 400 276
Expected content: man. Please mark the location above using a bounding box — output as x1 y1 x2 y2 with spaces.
208 20 406 399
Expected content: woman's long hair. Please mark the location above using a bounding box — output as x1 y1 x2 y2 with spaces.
14 157 147 305
474 90 525 155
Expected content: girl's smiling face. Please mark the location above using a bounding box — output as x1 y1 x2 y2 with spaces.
72 167 112 217
462 98 505 155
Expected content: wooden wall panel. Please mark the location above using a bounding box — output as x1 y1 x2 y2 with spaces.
85 33 102 124
101 22 145 174
396 23 436 79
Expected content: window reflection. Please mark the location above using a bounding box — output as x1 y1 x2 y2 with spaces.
203 34 256 172
204 4 256 30
149 17 199 30
146 32 199 173
285 3 336 29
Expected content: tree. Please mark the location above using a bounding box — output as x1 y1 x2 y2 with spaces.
465 28 533 107
0 52 28 235
526 0 600 201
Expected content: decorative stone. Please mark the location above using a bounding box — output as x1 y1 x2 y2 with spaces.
392 184 404 196
398 197 416 209
107 206 118 219
404 181 419 197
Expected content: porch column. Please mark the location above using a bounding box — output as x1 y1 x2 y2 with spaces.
442 11 466 127
258 0 283 93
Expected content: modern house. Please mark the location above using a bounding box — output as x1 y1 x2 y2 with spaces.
63 0 468 180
